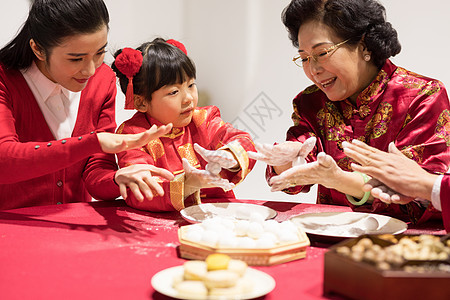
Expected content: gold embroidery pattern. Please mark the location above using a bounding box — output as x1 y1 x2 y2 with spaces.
302 85 320 95
359 69 389 105
337 156 353 172
177 143 199 167
192 108 208 127
342 102 353 119
401 145 425 164
365 102 393 140
146 139 165 161
402 114 412 129
292 102 304 126
116 123 125 134
317 102 346 143
164 127 184 139
419 80 441 96
436 109 450 146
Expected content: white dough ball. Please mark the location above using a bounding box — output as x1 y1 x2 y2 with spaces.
184 229 203 243
278 231 299 244
255 237 276 248
263 219 280 234
201 230 219 247
247 222 264 239
236 237 256 248
249 212 265 223
217 236 239 248
279 220 298 233
235 205 251 220
234 220 250 237
259 232 278 244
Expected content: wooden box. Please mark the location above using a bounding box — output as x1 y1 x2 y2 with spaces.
323 235 450 300
178 226 310 266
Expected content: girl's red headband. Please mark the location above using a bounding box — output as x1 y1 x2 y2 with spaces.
114 39 188 109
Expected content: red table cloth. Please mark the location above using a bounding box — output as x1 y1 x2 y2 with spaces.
0 199 445 300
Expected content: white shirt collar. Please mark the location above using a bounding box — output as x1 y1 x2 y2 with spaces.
23 61 70 101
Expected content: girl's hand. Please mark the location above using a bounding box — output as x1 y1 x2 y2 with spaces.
193 143 238 175
182 158 235 196
114 164 174 201
269 151 342 192
247 137 316 166
98 123 173 153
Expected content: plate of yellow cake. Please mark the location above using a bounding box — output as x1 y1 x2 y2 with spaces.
151 254 276 299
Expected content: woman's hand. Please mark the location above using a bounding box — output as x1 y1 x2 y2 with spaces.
342 140 436 201
114 164 174 201
247 137 316 167
269 151 343 192
363 178 415 204
182 158 235 196
98 123 173 154
193 143 238 175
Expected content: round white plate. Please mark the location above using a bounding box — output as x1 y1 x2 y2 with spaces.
289 211 407 238
151 266 276 300
180 202 277 223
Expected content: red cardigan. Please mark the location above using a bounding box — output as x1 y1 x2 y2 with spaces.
0 63 120 210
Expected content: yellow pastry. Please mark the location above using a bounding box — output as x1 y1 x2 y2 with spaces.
205 253 231 271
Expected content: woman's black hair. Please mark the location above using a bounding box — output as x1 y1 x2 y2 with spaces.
0 0 109 70
282 0 401 68
111 38 196 101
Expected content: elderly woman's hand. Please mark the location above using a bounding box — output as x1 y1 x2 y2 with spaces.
269 151 343 192
247 137 316 167
342 140 436 201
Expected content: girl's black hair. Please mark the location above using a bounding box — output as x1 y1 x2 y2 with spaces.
0 0 109 70
282 0 401 68
111 38 196 101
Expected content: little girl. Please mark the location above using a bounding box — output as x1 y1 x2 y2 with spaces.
112 38 256 212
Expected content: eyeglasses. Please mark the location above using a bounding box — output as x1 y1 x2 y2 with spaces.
292 39 350 68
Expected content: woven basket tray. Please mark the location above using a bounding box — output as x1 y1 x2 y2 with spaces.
178 225 310 266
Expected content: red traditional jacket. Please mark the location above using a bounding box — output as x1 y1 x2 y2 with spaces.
267 60 450 224
0 63 120 210
440 175 450 232
116 106 256 212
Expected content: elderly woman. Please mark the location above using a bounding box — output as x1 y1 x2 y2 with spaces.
249 0 450 224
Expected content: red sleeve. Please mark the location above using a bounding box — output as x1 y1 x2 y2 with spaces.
440 175 450 232
0 66 106 184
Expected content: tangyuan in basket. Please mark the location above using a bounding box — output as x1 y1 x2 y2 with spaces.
178 216 310 266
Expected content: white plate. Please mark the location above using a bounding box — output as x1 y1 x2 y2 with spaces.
151 266 276 300
289 212 407 238
180 203 277 223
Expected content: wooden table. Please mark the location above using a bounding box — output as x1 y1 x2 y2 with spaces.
0 199 445 300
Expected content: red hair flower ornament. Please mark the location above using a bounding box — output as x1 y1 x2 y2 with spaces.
166 39 187 55
115 48 143 109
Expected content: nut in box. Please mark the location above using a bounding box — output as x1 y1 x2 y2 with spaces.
324 234 450 300
178 216 310 266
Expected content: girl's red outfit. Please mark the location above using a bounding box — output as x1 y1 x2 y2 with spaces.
116 106 256 212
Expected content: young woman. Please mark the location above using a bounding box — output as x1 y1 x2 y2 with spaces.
0 0 173 209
